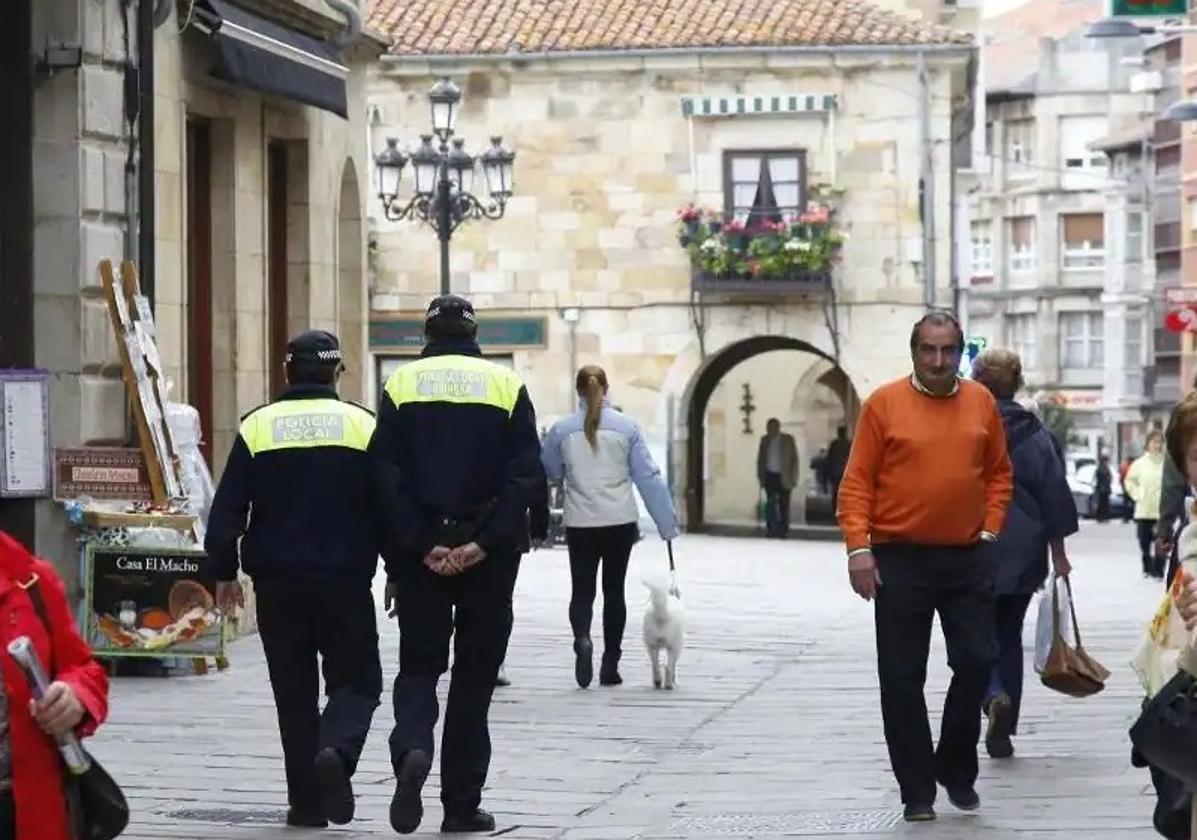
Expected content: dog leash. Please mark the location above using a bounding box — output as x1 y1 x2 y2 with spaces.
667 540 680 598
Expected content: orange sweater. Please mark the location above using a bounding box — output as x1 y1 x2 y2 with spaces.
837 377 1013 551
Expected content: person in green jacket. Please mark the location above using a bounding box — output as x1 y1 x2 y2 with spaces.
1126 431 1166 579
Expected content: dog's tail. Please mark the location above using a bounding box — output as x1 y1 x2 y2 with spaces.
642 576 671 615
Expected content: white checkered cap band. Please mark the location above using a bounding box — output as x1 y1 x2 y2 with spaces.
426 306 476 323
285 348 343 363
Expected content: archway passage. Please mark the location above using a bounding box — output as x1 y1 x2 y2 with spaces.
683 335 859 533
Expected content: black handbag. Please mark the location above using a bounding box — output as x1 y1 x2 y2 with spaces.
26 578 130 840
1131 666 1197 792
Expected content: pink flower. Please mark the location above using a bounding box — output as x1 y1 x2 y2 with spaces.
678 204 702 222
799 206 831 225
748 259 762 276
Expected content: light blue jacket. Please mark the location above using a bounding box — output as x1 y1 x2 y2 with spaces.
541 401 679 539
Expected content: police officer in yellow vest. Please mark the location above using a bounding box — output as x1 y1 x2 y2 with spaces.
205 330 384 830
370 296 541 835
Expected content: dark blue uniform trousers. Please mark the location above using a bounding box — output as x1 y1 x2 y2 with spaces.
872 542 998 807
255 579 383 812
390 554 520 815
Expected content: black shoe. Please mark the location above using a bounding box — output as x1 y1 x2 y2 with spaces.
599 667 622 686
903 803 936 822
390 749 432 835
944 785 980 812
985 693 1015 759
441 808 497 833
314 747 354 825
496 664 511 687
285 808 328 828
574 637 593 688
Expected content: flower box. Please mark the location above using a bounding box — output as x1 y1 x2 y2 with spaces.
692 269 831 295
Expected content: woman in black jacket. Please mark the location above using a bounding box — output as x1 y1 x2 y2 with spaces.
972 350 1078 759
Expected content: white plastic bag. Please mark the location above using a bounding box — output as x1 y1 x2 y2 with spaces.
1130 574 1193 698
1034 575 1073 675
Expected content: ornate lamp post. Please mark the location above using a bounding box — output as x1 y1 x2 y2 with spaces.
374 77 515 295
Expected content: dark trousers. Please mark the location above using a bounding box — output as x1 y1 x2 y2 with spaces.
389 554 519 815
0 790 12 840
762 473 792 538
1094 492 1110 522
873 542 998 806
984 592 1034 734
255 579 383 812
567 523 638 665
1138 519 1163 577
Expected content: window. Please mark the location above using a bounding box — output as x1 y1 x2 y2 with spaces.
1007 313 1037 368
1059 312 1104 369
1060 213 1105 270
1060 116 1108 182
1006 120 1035 179
723 150 806 224
1126 314 1144 396
970 220 993 276
1189 196 1197 232
1127 212 1143 263
1008 216 1036 273
1157 146 1181 176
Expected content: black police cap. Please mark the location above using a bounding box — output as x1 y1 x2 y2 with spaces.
425 295 477 325
285 330 343 365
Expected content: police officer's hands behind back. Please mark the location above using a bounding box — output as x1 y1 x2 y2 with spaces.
423 543 488 576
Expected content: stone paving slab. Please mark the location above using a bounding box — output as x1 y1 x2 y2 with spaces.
89 523 1165 838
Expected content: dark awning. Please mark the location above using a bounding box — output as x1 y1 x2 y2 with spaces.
192 0 348 119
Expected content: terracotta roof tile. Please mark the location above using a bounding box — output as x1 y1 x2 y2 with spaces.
367 0 971 56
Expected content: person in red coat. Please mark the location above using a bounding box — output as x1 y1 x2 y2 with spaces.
0 530 109 840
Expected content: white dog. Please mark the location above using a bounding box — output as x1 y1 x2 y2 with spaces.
642 576 685 690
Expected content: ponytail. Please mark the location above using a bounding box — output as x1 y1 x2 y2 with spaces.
575 365 609 451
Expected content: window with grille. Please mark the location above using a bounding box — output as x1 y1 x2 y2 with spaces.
1007 313 1037 368
1009 216 1036 273
1059 312 1104 369
970 220 993 276
722 150 806 225
1006 120 1035 179
1061 213 1105 270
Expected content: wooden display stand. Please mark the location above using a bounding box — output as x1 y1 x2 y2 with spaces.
97 260 229 674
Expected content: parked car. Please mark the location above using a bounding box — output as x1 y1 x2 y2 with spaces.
1067 462 1131 520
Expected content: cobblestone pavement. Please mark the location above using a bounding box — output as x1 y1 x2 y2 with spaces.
91 522 1166 838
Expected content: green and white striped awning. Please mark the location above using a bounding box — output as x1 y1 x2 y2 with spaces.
680 93 838 117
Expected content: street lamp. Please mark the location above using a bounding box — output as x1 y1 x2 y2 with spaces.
374 77 516 295
1164 100 1197 122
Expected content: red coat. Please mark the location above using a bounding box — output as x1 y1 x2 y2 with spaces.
0 530 109 840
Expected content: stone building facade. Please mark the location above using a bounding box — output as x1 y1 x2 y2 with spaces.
1 0 379 573
366 0 976 529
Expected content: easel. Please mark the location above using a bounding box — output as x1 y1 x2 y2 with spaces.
98 259 229 674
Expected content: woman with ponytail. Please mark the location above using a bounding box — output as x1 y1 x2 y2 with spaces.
541 366 679 688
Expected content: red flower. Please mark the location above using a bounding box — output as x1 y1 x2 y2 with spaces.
799 206 831 225
748 259 761 275
678 204 702 222
724 219 746 234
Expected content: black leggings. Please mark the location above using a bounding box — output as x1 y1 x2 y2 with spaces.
566 523 639 664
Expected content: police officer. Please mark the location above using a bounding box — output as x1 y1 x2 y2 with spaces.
370 295 541 835
205 330 383 829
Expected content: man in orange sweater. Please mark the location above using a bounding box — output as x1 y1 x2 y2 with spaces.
837 311 1013 823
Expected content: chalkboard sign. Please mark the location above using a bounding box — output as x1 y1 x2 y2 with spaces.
84 545 225 658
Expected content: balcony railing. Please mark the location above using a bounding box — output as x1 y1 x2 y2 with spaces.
692 268 831 295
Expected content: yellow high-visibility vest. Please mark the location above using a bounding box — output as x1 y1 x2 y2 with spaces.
239 398 376 456
384 354 523 416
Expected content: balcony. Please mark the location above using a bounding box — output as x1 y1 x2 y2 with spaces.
692 268 831 296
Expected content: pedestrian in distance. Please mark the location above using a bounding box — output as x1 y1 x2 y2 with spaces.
205 330 385 829
971 349 1076 760
1126 431 1166 579
541 365 679 689
370 295 542 835
757 418 799 539
1094 455 1113 523
0 529 110 840
836 310 1013 823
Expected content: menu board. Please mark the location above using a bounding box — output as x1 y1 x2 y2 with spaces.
0 371 51 498
85 545 225 658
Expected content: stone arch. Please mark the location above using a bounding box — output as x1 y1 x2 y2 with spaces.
679 334 859 531
336 158 365 403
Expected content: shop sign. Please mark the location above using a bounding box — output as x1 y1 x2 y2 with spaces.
53 447 153 502
1111 0 1189 17
85 545 224 658
369 316 548 351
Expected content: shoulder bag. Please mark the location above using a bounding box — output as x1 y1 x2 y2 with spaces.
1040 576 1110 698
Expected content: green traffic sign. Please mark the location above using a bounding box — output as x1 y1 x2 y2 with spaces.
1111 0 1189 17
